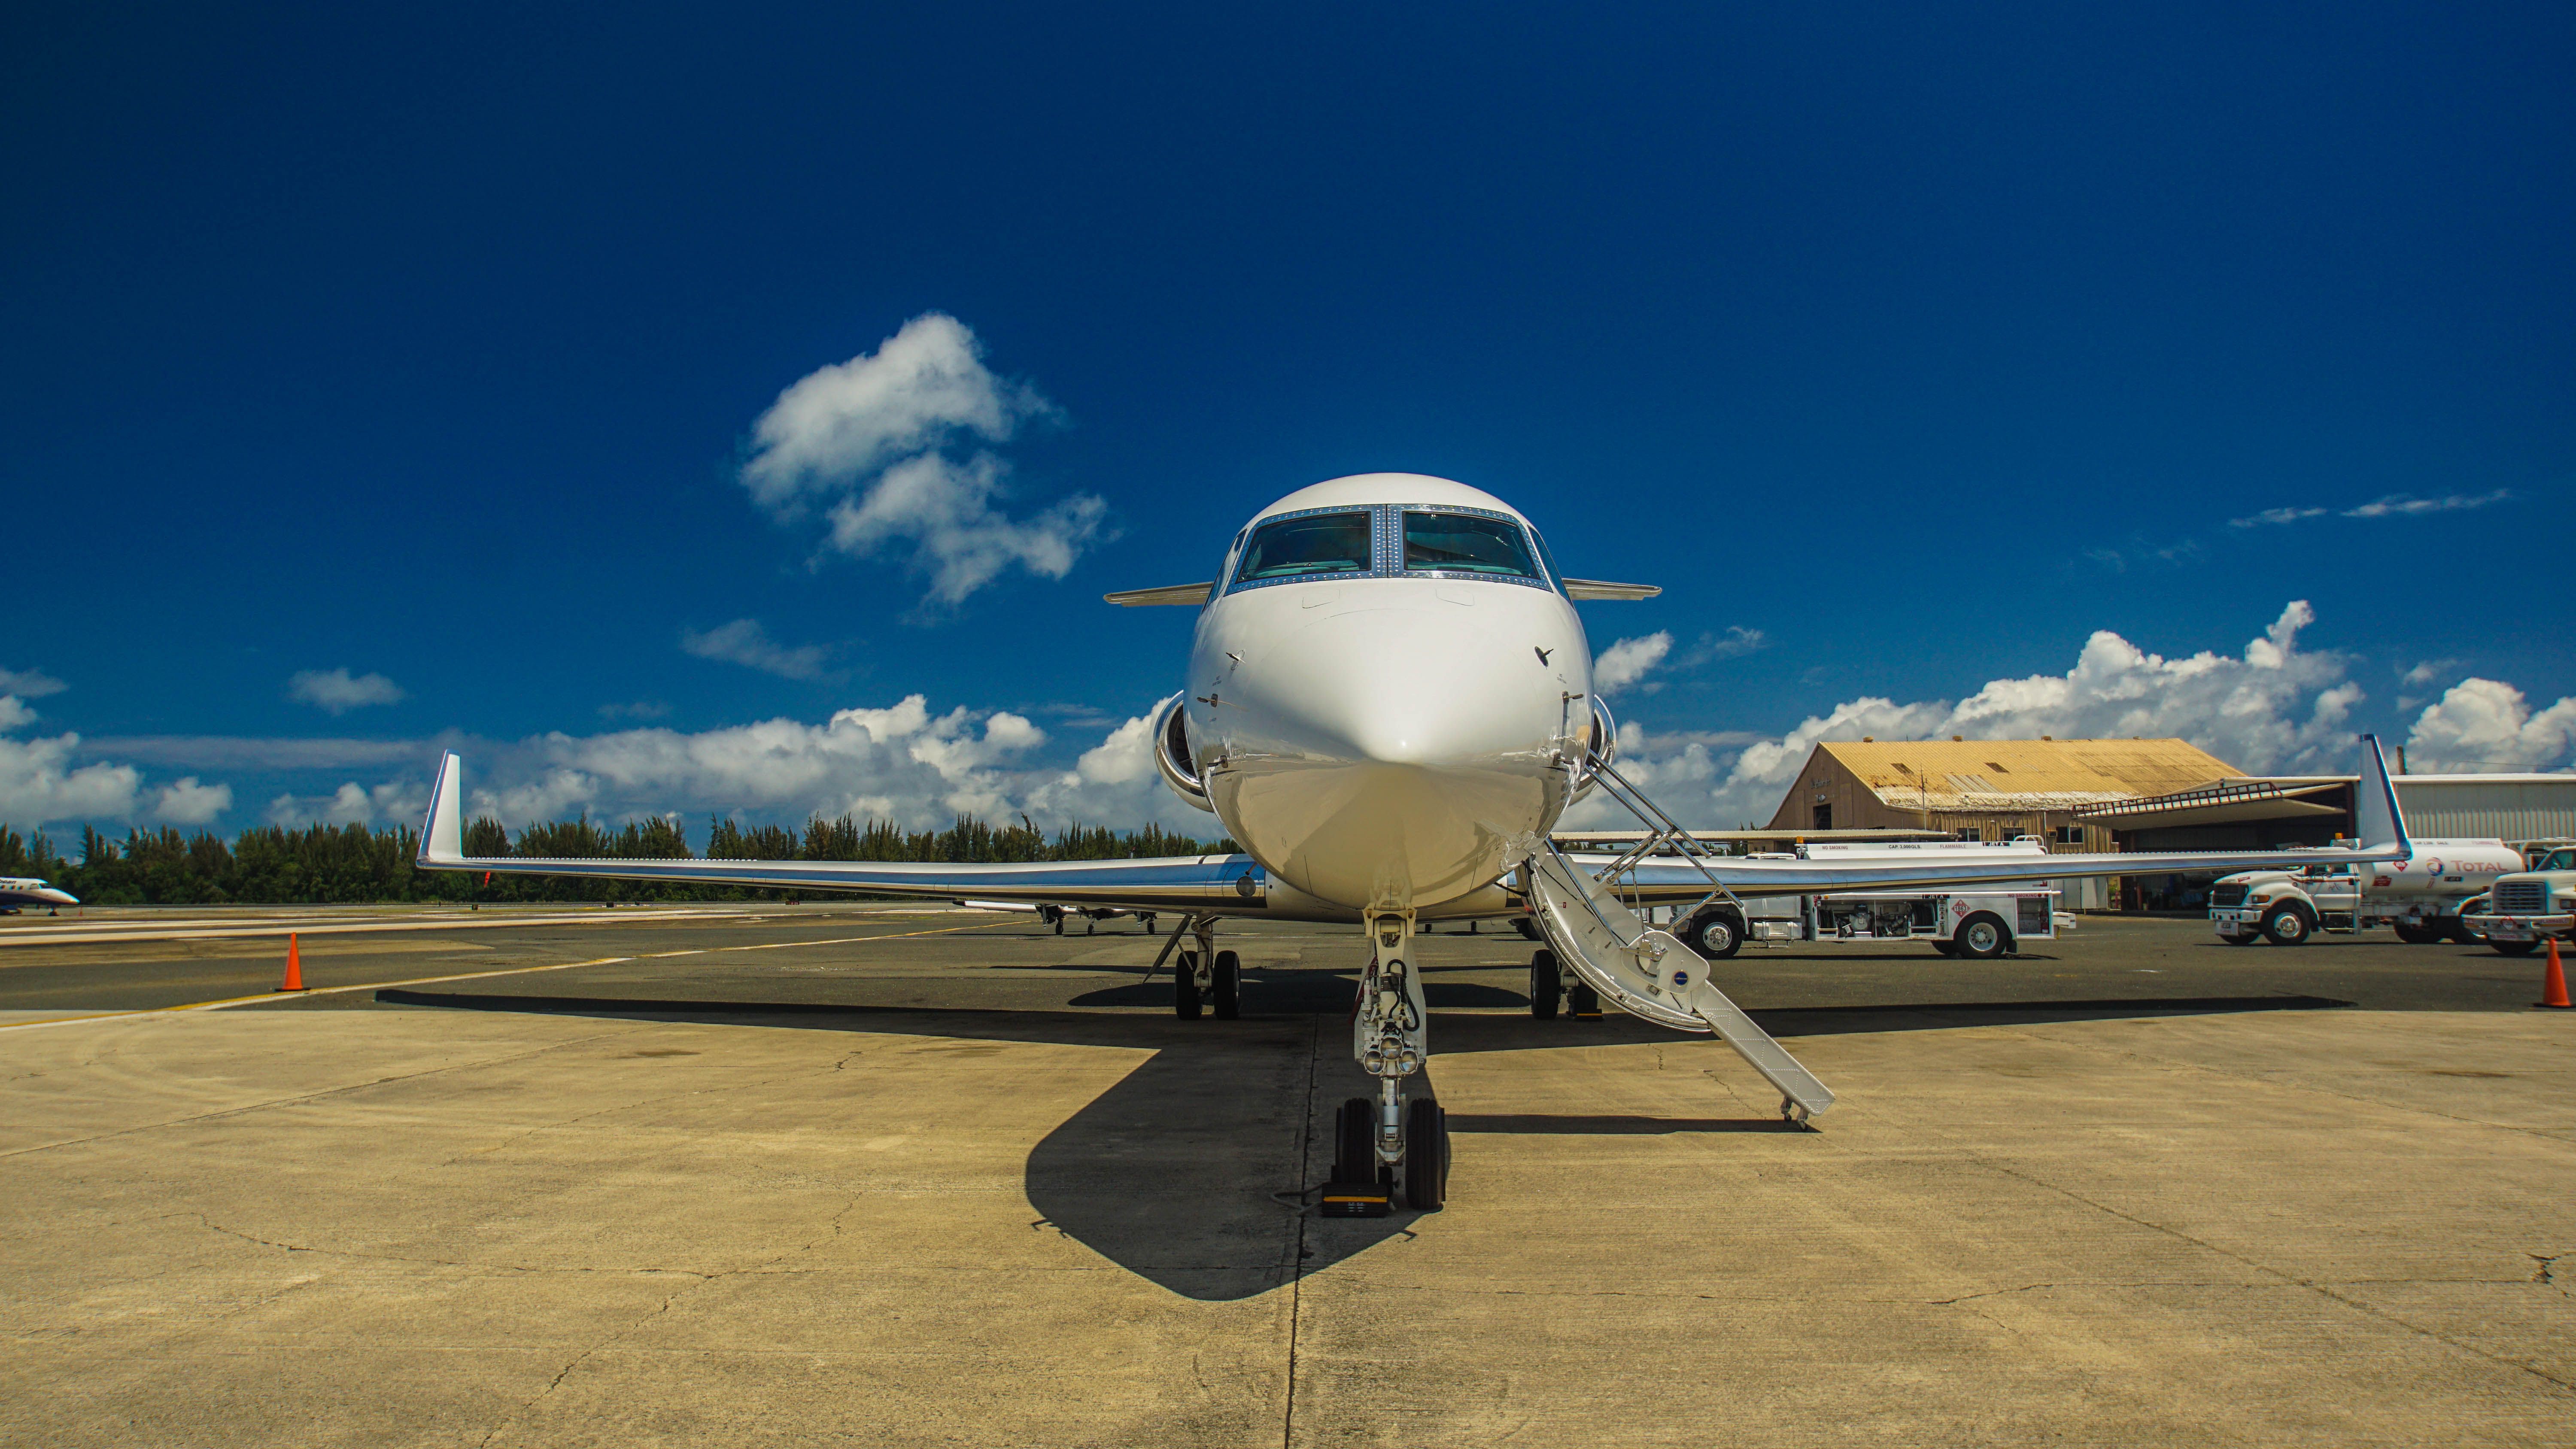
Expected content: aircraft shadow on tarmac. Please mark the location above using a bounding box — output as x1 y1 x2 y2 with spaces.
372 983 2352 1301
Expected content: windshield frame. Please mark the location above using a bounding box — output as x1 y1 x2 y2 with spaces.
1398 505 1549 588
1223 507 1379 592
1219 501 1564 597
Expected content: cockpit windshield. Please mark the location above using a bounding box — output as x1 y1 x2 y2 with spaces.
1402 511 1538 579
1236 511 1373 582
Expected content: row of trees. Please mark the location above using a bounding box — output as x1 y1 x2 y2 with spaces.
0 814 1233 907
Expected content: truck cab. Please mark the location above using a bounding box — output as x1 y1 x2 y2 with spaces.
2464 846 2576 957
2211 837 2520 947
2209 861 2360 946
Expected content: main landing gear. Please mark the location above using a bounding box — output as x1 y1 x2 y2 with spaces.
1524 948 1598 1019
1322 912 1450 1216
1169 916 1240 1021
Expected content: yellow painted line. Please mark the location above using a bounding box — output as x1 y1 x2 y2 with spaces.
0 918 1018 1034
710 922 1016 952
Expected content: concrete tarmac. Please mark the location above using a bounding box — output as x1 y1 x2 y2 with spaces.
1 908 2569 1445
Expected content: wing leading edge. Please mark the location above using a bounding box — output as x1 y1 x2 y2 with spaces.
1602 734 2415 903
412 753 1266 912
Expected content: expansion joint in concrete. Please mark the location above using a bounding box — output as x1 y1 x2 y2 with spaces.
1281 1009 1321 1449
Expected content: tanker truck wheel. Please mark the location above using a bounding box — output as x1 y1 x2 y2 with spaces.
2444 918 2485 945
2391 920 2439 945
2260 905 2313 946
2491 939 2538 957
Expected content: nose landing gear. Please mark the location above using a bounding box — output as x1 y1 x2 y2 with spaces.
1323 912 1449 1215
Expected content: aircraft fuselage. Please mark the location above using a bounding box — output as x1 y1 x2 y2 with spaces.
1182 475 1595 917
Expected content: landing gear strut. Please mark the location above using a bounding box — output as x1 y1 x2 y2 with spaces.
1171 918 1239 1020
1343 911 1448 1211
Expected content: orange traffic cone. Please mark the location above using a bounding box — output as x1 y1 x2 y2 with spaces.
2539 939 2572 1010
279 933 307 992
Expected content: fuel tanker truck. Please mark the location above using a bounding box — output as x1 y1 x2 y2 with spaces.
2207 838 2524 946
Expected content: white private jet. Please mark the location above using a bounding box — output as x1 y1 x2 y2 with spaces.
0 877 77 914
416 473 2411 1213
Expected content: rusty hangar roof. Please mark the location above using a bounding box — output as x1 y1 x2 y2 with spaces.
1814 737 2247 812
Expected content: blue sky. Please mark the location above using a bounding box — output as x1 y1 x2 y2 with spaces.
3 1 2570 839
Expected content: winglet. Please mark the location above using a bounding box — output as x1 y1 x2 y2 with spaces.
418 752 467 866
2353 733 2412 858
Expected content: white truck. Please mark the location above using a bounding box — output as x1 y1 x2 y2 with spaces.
2206 838 2524 946
2462 843 2576 956
1718 839 2071 960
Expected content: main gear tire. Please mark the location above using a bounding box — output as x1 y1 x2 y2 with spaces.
1173 951 1203 1019
1527 949 1561 1019
1210 950 1240 1019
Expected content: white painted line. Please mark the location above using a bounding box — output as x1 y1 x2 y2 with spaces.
0 956 640 1033
0 909 756 949
0 918 1015 1034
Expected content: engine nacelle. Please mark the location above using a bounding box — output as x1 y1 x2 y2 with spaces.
1153 695 1214 812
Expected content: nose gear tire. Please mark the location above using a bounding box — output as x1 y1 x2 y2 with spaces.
1173 951 1203 1019
1334 1097 1375 1184
1405 1098 1449 1212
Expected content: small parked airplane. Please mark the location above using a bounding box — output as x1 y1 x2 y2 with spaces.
0 877 77 914
416 473 2411 1211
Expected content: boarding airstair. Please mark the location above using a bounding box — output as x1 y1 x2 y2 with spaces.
1518 760 1835 1123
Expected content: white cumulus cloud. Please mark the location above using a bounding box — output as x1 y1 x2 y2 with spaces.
1592 633 1672 694
0 697 37 731
2403 679 2576 773
0 667 67 698
266 779 427 828
738 313 1105 606
1594 602 2378 827
431 692 1202 838
289 668 407 715
152 777 233 825
826 452 1109 606
0 731 142 827
680 619 832 680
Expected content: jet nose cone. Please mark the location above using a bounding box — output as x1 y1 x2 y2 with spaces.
1236 604 1568 768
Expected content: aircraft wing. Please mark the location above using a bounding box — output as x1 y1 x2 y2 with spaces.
412 754 1266 913
1597 734 2415 905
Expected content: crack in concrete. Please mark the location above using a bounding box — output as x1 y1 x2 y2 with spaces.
463 1182 864 1449
1978 1157 2576 1394
1923 1277 2541 1306
2002 1024 2571 1143
190 1213 726 1279
0 1030 632 1162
